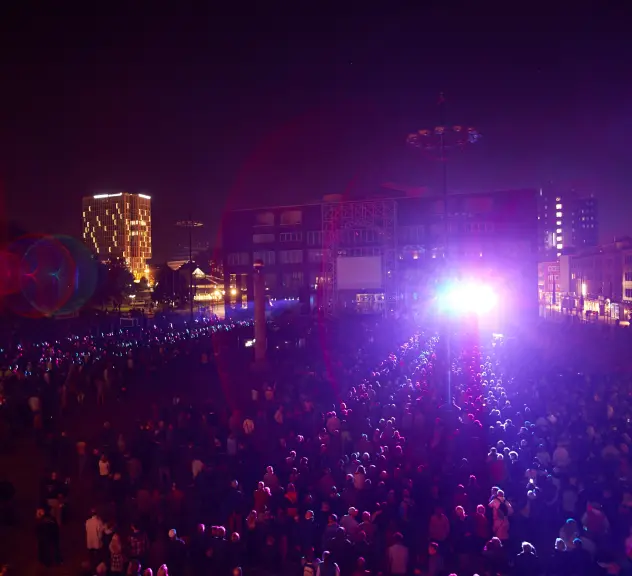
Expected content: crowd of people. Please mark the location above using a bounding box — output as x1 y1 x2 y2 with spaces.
2 314 632 575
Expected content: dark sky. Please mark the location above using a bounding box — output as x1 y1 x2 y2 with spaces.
3 2 632 260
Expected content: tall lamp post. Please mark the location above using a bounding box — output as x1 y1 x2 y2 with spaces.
253 259 267 366
176 219 204 322
406 94 481 402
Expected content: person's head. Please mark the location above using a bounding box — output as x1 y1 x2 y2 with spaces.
476 504 486 515
428 541 439 556
232 568 242 576
356 557 366 569
565 518 577 531
455 505 465 518
487 537 502 551
521 541 534 554
555 538 566 552
362 511 371 522
231 532 240 543
392 532 404 544
168 528 177 540
349 507 358 517
157 565 168 576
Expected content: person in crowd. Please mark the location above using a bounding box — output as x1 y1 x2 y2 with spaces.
514 541 541 576
166 529 185 575
483 537 507 575
35 508 61 567
428 506 450 545
108 533 125 575
317 550 340 576
425 541 444 576
85 508 104 563
387 532 408 576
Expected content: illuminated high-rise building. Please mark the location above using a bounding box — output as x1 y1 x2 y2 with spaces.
538 185 598 260
82 192 152 279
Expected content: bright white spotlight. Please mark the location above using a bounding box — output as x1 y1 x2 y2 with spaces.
469 283 497 315
440 281 498 316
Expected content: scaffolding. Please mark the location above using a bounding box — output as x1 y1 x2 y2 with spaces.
322 199 398 316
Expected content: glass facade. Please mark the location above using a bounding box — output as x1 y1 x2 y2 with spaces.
82 192 152 279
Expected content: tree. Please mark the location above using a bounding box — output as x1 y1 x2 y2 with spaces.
88 259 111 310
152 265 187 306
105 258 134 309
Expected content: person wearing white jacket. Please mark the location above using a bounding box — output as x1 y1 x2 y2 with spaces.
85 509 104 554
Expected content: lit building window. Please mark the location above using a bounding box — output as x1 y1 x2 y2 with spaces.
556 203 562 209
556 211 563 217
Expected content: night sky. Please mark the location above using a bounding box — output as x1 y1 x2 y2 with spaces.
4 3 632 260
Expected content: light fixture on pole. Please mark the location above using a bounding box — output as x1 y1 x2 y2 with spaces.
176 219 204 322
406 94 481 259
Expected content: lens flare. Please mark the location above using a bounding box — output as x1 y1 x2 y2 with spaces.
440 281 498 316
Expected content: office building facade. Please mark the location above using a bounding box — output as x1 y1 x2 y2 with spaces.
82 192 152 279
571 195 598 249
538 186 598 260
222 188 538 321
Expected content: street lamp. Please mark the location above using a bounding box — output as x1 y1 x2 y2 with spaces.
176 219 204 322
407 95 481 403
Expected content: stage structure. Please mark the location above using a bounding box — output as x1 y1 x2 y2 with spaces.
321 198 398 316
